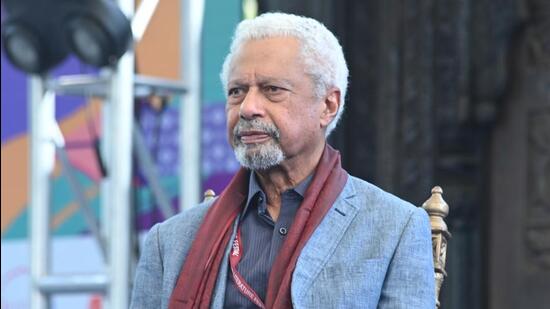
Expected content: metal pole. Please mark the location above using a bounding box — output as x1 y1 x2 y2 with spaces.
37 274 108 294
133 123 175 219
107 1 134 307
29 76 55 309
99 72 113 307
106 64 134 307
56 144 107 257
131 0 160 42
180 0 204 211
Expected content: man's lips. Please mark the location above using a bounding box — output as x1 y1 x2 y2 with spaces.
238 131 272 144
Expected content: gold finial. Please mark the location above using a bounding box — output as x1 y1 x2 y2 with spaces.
422 186 449 219
422 186 451 308
203 189 216 202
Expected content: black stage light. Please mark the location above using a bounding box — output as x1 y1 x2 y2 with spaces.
1 0 70 74
2 24 43 73
65 0 132 67
1 0 132 74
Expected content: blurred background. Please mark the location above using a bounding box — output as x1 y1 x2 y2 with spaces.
1 0 549 308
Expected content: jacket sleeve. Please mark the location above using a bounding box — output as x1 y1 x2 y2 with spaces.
130 223 164 309
377 207 436 309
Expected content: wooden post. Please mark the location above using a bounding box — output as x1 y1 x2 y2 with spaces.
422 186 451 308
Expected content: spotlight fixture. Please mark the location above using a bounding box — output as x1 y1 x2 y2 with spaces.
1 0 132 74
1 0 70 74
65 0 132 67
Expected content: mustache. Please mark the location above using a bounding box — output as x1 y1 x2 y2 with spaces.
233 119 281 140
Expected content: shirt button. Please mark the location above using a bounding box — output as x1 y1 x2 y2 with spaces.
257 195 264 203
279 227 288 236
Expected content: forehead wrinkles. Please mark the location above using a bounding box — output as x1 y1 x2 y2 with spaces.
228 73 295 88
228 38 303 76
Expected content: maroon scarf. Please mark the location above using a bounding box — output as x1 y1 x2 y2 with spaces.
168 144 348 308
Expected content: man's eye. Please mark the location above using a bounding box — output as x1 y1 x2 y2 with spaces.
264 86 282 93
228 88 243 96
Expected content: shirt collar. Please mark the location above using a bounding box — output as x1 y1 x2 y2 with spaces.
241 170 314 216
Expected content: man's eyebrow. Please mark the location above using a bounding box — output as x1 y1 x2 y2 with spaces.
228 76 295 88
257 77 294 87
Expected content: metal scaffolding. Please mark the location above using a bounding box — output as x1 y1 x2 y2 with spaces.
28 0 203 308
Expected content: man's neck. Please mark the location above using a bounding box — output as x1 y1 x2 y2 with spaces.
254 141 326 220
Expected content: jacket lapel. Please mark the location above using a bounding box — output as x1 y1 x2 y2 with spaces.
290 177 359 302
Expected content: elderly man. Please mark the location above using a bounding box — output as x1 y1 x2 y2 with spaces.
131 12 435 309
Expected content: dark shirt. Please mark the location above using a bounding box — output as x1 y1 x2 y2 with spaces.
223 171 312 308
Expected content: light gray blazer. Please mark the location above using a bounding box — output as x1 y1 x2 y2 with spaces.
131 176 436 308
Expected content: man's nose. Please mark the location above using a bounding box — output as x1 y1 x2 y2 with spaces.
239 88 264 120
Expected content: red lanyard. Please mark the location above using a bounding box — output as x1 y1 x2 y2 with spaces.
229 229 267 309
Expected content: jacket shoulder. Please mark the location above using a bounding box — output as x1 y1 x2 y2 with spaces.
347 175 424 218
131 199 217 309
154 199 215 248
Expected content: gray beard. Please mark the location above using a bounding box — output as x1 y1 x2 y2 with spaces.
232 119 285 170
234 141 285 170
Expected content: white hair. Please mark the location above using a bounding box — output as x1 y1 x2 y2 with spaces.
220 12 349 136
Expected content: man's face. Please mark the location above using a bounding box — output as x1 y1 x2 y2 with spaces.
225 36 326 170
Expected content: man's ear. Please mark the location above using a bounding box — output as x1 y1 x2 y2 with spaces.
320 88 341 128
